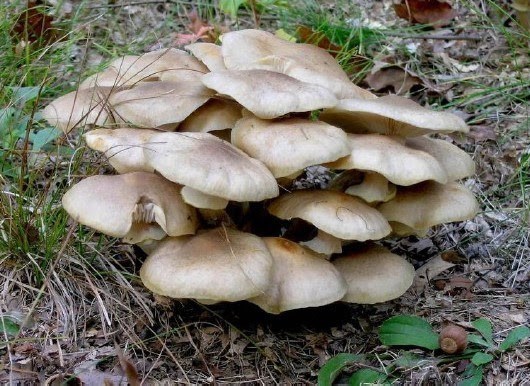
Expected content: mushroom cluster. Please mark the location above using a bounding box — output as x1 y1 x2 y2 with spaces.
44 29 479 314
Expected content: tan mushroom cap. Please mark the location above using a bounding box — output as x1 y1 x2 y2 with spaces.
345 172 396 204
268 190 391 241
109 48 208 85
109 81 214 129
248 237 346 314
319 95 469 137
231 116 350 178
62 172 198 243
389 221 429 237
377 181 480 229
326 134 448 186
405 136 475 181
142 132 279 201
333 244 415 304
220 29 376 100
79 67 123 90
139 228 273 302
84 128 158 173
185 42 227 72
201 70 337 119
179 99 242 133
181 186 229 210
299 229 343 256
43 87 114 133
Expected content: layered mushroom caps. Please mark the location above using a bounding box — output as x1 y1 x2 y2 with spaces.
46 28 480 313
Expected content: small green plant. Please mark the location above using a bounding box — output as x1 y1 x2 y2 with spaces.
318 315 530 386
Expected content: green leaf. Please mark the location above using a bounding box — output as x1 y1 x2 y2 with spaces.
0 316 21 337
348 368 387 386
471 352 494 366
318 353 364 386
219 0 247 17
471 318 494 347
379 315 440 350
467 333 490 348
9 86 41 105
458 364 484 386
499 326 530 352
30 127 60 151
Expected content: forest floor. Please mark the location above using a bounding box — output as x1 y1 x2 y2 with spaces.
0 0 529 384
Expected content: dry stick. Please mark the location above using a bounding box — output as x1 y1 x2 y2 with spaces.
386 32 482 41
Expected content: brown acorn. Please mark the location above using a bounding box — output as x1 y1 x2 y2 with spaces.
439 324 468 354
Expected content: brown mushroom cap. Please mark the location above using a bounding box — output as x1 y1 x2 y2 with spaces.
248 237 346 313
220 29 376 100
109 81 214 129
185 42 227 72
320 95 469 137
43 87 114 133
84 128 158 173
62 172 198 243
268 190 391 241
377 181 480 229
231 116 350 178
326 134 448 186
142 132 279 202
139 228 273 302
405 136 475 181
333 244 415 304
201 70 337 119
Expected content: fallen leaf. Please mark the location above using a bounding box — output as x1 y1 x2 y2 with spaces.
11 1 61 46
174 8 215 46
467 125 498 142
115 344 141 386
394 0 456 28
365 65 422 95
414 255 455 293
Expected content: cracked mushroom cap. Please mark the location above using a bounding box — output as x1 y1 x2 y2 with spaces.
405 136 475 181
220 29 376 100
333 244 415 304
377 181 480 229
231 116 350 178
62 172 198 243
320 95 469 137
345 172 396 204
248 237 346 314
142 132 279 202
109 81 214 130
139 228 273 302
326 134 448 186
201 70 337 119
185 42 227 72
179 99 242 134
84 128 158 173
268 190 391 241
43 87 114 133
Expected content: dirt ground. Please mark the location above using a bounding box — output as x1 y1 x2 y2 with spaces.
1 0 529 384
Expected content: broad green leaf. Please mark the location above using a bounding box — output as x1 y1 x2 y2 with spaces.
30 127 60 151
9 86 41 105
0 316 21 337
499 326 530 352
348 368 387 386
219 0 247 17
467 333 490 348
318 353 364 386
458 364 483 386
471 318 494 347
379 315 440 350
393 351 424 368
471 352 494 366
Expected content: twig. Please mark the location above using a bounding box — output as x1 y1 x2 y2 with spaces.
386 32 482 41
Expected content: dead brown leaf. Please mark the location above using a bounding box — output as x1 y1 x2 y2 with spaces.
394 0 457 28
414 255 455 293
174 9 215 46
115 344 141 386
365 66 422 95
11 0 61 46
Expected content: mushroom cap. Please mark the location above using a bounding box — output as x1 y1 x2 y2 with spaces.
180 186 229 210
377 181 480 229
109 81 214 129
109 48 208 85
79 67 124 90
220 29 376 100
405 136 475 181
179 99 242 133
319 95 469 137
248 237 346 314
326 134 448 186
231 116 350 178
333 244 415 304
345 172 396 204
185 42 227 72
268 190 391 241
84 128 158 173
139 227 273 301
142 131 279 201
42 87 114 133
299 229 343 256
62 172 198 243
201 70 337 119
